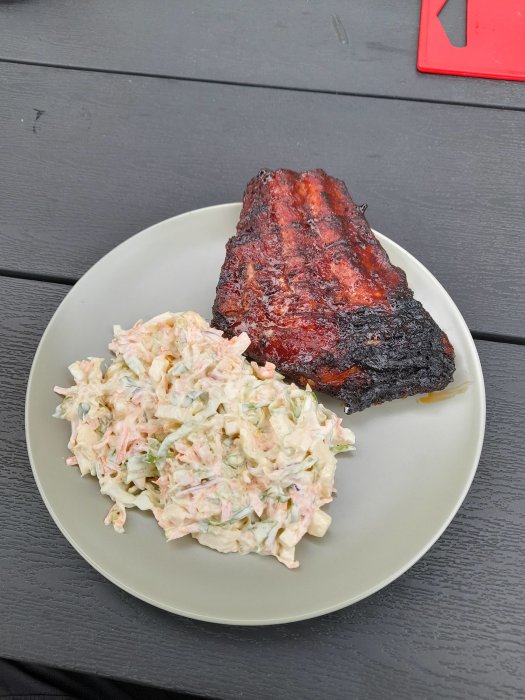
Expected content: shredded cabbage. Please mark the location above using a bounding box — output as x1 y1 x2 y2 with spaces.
54 311 355 568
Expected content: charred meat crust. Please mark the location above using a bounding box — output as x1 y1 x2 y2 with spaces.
212 168 455 413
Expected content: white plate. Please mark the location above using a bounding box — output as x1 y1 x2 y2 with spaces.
26 204 485 625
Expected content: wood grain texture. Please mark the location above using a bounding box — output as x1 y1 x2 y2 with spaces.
0 0 523 109
1 276 524 699
0 63 524 337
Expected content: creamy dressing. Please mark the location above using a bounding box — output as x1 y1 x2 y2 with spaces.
54 311 355 568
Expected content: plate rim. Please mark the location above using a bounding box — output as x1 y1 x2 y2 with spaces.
25 203 486 625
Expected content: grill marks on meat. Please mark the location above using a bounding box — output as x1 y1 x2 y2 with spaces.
212 169 455 413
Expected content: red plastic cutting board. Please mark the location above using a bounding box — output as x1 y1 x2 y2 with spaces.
418 0 525 81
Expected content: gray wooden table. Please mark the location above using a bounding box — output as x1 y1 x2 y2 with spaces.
1 3 524 698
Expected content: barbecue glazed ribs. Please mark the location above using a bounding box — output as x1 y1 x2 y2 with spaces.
212 169 455 413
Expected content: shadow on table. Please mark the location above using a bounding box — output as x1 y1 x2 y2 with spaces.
0 658 207 700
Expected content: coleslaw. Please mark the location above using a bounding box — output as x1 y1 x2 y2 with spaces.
54 311 355 568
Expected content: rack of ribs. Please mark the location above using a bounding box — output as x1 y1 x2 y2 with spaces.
212 168 455 413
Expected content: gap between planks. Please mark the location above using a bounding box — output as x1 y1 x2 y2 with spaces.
1 270 524 347
0 57 524 114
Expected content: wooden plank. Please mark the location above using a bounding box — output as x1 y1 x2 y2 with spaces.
0 0 524 109
1 276 524 698
0 63 524 337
